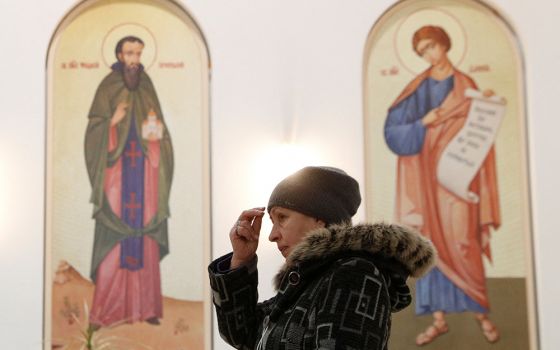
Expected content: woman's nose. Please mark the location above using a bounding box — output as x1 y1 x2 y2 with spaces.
269 225 280 242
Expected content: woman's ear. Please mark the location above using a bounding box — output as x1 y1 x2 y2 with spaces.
316 219 326 228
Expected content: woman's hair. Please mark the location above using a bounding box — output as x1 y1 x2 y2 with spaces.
412 25 451 54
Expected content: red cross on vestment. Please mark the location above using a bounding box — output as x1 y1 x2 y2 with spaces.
125 140 142 168
125 192 141 221
125 256 139 266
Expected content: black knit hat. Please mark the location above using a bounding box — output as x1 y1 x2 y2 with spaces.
267 166 361 225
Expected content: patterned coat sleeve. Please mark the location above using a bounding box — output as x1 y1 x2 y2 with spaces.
208 253 274 349
312 258 391 350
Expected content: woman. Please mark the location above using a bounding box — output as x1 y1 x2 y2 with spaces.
384 26 501 345
208 166 436 349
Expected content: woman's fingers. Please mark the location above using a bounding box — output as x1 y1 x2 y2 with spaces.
236 220 262 241
238 207 265 221
235 207 265 241
252 215 263 240
236 219 254 241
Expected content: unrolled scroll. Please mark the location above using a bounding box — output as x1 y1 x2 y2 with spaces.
436 88 506 203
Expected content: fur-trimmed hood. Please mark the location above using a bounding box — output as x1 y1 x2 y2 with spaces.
274 223 436 290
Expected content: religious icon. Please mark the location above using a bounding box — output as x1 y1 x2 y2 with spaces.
363 1 537 349
45 1 211 349
85 34 174 330
384 24 502 345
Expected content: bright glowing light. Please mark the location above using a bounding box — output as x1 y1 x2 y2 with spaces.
250 143 323 278
250 143 322 205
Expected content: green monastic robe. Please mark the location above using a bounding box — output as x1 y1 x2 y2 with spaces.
85 68 173 281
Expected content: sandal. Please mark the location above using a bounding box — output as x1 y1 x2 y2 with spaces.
478 318 500 343
415 320 449 346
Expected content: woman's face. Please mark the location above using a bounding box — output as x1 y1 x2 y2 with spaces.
416 38 447 66
268 207 325 258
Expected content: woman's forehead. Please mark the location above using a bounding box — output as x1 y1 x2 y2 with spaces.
270 206 288 214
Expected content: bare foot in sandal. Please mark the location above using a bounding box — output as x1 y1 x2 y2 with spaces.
416 314 449 346
475 314 500 343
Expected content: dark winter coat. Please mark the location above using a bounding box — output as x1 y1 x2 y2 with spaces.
208 223 436 349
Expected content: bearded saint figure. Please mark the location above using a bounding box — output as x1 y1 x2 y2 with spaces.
84 35 173 329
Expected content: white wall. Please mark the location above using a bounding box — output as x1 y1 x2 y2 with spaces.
0 0 558 349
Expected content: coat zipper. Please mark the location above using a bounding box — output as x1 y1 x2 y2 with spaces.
256 316 271 350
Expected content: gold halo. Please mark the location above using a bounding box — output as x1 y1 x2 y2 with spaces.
394 8 467 75
101 22 157 70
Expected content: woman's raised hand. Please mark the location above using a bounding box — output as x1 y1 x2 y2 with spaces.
230 207 265 269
